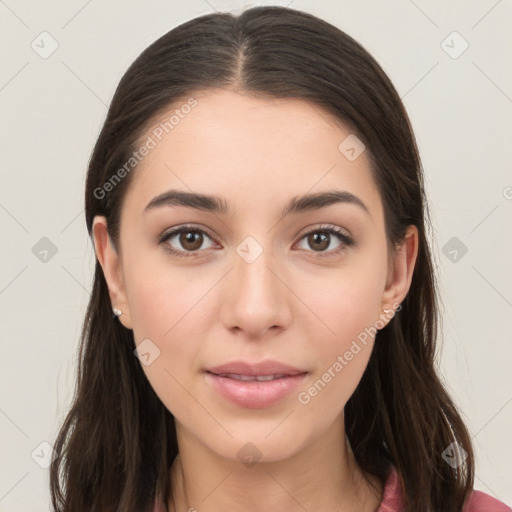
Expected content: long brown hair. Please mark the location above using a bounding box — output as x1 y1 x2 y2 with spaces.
50 6 475 511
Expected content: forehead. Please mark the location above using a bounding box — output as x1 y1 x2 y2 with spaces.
120 88 382 223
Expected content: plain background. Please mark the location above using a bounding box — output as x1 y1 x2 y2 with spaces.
0 0 511 510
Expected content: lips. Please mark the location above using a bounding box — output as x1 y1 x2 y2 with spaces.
206 360 306 377
215 373 289 381
205 360 308 409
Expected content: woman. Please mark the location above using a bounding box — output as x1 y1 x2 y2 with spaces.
49 6 510 512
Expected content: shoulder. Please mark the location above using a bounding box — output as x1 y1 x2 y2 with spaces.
464 489 511 512
377 466 511 512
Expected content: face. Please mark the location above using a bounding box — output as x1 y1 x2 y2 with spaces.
93 88 417 464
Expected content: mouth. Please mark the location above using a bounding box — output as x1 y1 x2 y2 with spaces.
206 359 307 378
208 372 296 381
204 361 308 409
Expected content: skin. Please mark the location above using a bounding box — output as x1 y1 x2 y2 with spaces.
93 88 418 512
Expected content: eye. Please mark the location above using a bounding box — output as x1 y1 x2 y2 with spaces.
295 225 354 257
158 224 354 259
159 225 217 258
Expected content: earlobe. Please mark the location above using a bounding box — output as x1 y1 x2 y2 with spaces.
91 216 133 329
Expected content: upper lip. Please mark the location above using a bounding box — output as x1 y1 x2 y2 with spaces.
206 360 307 377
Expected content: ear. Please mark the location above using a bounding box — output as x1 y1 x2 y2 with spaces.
91 216 133 330
378 225 419 325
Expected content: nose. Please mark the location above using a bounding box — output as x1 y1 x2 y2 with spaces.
219 242 292 340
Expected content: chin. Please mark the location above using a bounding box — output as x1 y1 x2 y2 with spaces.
203 425 309 466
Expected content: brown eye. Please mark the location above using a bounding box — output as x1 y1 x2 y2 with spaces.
296 226 354 256
178 230 204 251
159 226 216 257
307 232 330 252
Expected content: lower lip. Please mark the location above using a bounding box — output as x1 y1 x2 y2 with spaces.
205 371 307 409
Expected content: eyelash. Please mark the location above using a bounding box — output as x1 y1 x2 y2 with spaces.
158 224 354 259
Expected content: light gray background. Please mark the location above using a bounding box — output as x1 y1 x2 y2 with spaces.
1 0 511 510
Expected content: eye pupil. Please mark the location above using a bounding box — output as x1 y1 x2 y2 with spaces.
309 232 329 251
180 231 202 250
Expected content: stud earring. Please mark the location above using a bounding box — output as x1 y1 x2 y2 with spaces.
383 309 392 315
112 307 122 319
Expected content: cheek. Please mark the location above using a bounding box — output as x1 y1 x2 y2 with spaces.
293 250 386 405
123 245 203 342
127 274 207 366
127 274 200 416
296 255 386 347
296 284 381 422
122 257 211 408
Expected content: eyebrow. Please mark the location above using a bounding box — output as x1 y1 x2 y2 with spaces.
143 189 370 218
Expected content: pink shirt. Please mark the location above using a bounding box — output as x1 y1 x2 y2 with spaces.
377 466 511 512
154 465 511 511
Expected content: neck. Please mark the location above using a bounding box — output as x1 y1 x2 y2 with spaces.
167 419 383 512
